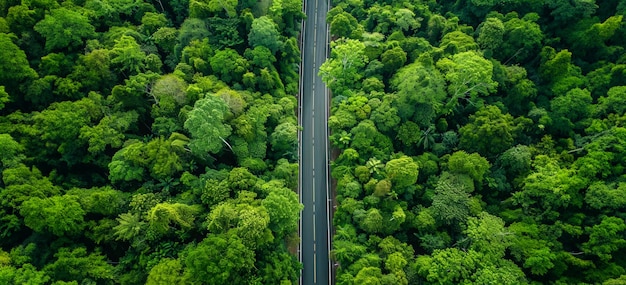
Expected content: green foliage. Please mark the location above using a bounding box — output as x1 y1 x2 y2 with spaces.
20 195 86 236
110 35 147 76
447 151 490 183
494 13 544 64
146 258 186 284
0 33 37 87
384 155 418 189
34 8 96 52
184 95 232 156
262 186 303 236
184 234 255 284
0 0 302 283
582 216 626 261
0 86 10 111
209 49 249 83
43 247 115 283
392 60 446 125
319 39 368 96
459 105 516 157
248 16 283 54
477 17 504 52
3 0 626 283
436 51 497 112
146 202 200 235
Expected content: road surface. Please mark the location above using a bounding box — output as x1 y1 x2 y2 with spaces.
298 0 331 282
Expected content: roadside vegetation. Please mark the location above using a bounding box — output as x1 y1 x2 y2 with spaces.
323 0 626 284
0 0 304 283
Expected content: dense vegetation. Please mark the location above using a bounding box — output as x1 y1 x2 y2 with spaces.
0 0 305 283
323 0 626 284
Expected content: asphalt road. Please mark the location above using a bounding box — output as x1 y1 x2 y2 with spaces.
298 0 331 282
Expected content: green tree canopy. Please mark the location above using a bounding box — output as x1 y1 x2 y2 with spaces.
184 233 255 284
184 95 233 157
248 16 283 54
34 7 96 52
20 195 86 236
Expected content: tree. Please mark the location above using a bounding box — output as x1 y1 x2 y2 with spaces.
113 213 146 242
512 155 587 220
416 248 481 283
597 86 626 116
110 35 147 76
458 106 516 158
550 88 592 124
439 31 478 55
0 33 37 87
582 216 626 261
395 8 420 32
262 187 303 236
107 140 147 184
369 95 400 133
584 182 626 211
34 8 96 52
380 46 406 76
436 51 497 113
245 46 276 70
0 134 23 170
464 212 512 259
384 155 418 189
146 258 187 285
497 145 532 179
477 17 504 52
43 247 115 283
79 111 138 154
1 164 60 213
0 263 50 285
194 0 237 17
0 86 10 111
329 12 363 39
175 18 210 57
319 39 368 96
429 174 474 226
547 0 598 27
494 13 543 64
248 16 282 54
209 48 249 83
69 49 117 92
353 267 383 284
235 204 272 248
270 122 298 161
350 120 393 160
206 17 243 49
184 233 255 284
447 151 490 184
391 60 446 125
20 195 86 236
141 12 168 35
538 48 585 96
256 247 301 284
184 95 232 157
396 121 421 148
146 202 200 236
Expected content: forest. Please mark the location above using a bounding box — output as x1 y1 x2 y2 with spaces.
0 0 305 283
2 0 626 284
323 0 626 284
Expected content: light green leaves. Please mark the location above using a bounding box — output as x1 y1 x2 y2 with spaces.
248 16 283 54
20 195 86 236
184 95 232 156
34 8 96 52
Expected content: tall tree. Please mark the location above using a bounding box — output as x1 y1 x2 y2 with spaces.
34 7 96 52
248 16 283 54
184 95 232 157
